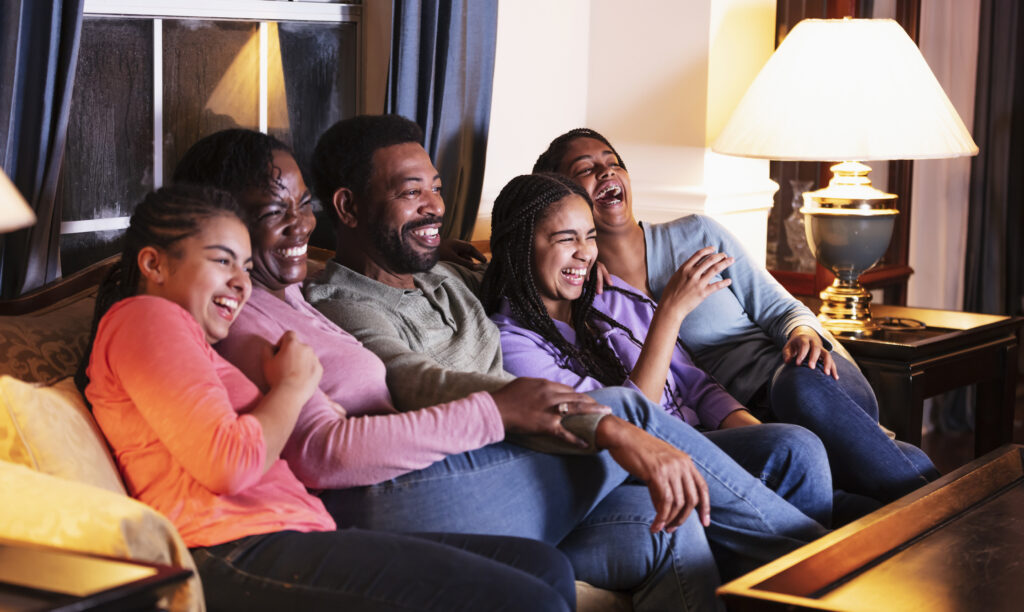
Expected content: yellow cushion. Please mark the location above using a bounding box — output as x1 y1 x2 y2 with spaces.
0 375 125 494
0 460 204 612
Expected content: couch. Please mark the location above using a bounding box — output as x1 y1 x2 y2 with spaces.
0 254 630 612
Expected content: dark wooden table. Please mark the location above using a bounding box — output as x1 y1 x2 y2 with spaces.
819 303 1022 457
0 539 191 611
718 444 1024 611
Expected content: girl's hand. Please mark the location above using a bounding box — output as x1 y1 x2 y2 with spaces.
659 246 733 319
263 331 323 402
593 261 613 294
491 377 612 448
783 326 838 379
439 238 487 270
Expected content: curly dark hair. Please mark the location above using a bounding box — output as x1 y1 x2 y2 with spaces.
480 173 632 387
532 128 627 175
173 129 292 199
76 184 243 393
310 114 424 220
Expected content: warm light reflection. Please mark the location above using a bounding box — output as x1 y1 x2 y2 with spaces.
204 23 290 131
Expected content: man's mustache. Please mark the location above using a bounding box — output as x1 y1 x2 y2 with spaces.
403 215 444 233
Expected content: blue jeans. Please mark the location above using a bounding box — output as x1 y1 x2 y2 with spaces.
323 387 829 611
769 355 940 503
190 529 576 611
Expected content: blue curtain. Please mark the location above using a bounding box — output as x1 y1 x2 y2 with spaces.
387 0 498 241
965 0 1024 317
0 0 83 298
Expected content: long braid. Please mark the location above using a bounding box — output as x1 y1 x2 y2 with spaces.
481 173 630 387
75 184 243 394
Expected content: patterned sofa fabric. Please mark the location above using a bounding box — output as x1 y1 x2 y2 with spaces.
0 286 96 384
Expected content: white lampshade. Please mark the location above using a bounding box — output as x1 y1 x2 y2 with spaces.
713 18 978 161
0 167 35 233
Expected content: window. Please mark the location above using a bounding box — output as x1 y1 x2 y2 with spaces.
59 1 362 274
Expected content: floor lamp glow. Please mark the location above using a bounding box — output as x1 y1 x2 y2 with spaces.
0 168 35 233
713 18 978 334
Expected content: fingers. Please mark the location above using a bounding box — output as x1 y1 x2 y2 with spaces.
822 351 839 379
560 399 612 416
464 244 487 264
805 342 822 369
694 468 711 527
593 262 612 294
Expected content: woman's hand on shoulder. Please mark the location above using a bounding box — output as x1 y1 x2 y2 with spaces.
262 330 323 402
439 238 487 271
783 326 838 379
660 246 733 320
595 416 710 532
491 377 611 448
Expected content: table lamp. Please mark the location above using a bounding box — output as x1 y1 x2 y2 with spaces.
713 18 978 334
0 167 35 233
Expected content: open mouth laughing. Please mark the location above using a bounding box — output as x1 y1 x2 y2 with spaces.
594 181 623 207
561 266 588 286
212 295 240 321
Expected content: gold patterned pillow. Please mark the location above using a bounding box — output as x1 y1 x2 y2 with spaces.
0 376 125 494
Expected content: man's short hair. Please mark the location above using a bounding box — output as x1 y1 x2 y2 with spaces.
311 114 424 218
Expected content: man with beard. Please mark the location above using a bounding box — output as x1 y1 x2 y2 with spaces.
301 114 833 608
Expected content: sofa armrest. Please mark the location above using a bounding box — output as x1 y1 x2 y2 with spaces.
0 461 204 612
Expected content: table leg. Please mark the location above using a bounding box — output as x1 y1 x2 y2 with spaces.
974 340 1018 456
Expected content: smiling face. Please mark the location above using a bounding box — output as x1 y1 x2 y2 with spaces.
144 213 253 343
237 150 315 294
362 142 445 274
556 137 634 232
532 194 598 322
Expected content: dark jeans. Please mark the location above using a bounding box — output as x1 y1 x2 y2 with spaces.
769 355 940 503
190 529 575 612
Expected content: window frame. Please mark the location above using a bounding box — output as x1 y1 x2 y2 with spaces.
61 0 363 236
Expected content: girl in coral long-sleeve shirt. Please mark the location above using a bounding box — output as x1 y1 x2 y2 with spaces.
82 184 575 612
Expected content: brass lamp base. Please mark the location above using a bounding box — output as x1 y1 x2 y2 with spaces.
801 161 899 336
818 280 877 335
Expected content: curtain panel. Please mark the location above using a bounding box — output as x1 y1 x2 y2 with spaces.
0 0 84 298
387 0 498 241
965 0 1024 316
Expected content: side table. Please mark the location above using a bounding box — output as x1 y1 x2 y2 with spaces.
826 304 1022 457
0 539 191 611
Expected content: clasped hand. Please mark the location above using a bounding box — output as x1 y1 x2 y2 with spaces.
491 377 611 448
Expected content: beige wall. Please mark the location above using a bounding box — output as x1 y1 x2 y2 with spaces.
476 0 778 265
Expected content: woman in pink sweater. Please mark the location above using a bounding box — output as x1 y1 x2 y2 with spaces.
81 184 576 611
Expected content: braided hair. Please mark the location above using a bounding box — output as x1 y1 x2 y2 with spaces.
75 184 243 393
480 173 630 387
532 128 627 174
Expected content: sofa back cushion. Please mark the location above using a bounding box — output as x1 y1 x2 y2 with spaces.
0 287 96 384
0 375 126 494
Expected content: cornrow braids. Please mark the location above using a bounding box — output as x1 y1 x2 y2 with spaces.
172 129 291 223
532 128 627 175
481 173 630 387
75 184 243 393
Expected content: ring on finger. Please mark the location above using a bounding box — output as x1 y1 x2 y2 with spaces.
556 402 569 416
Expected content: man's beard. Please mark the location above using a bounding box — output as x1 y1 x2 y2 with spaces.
372 215 442 274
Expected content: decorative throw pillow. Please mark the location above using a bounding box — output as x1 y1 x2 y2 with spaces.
0 461 203 612
0 375 125 494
